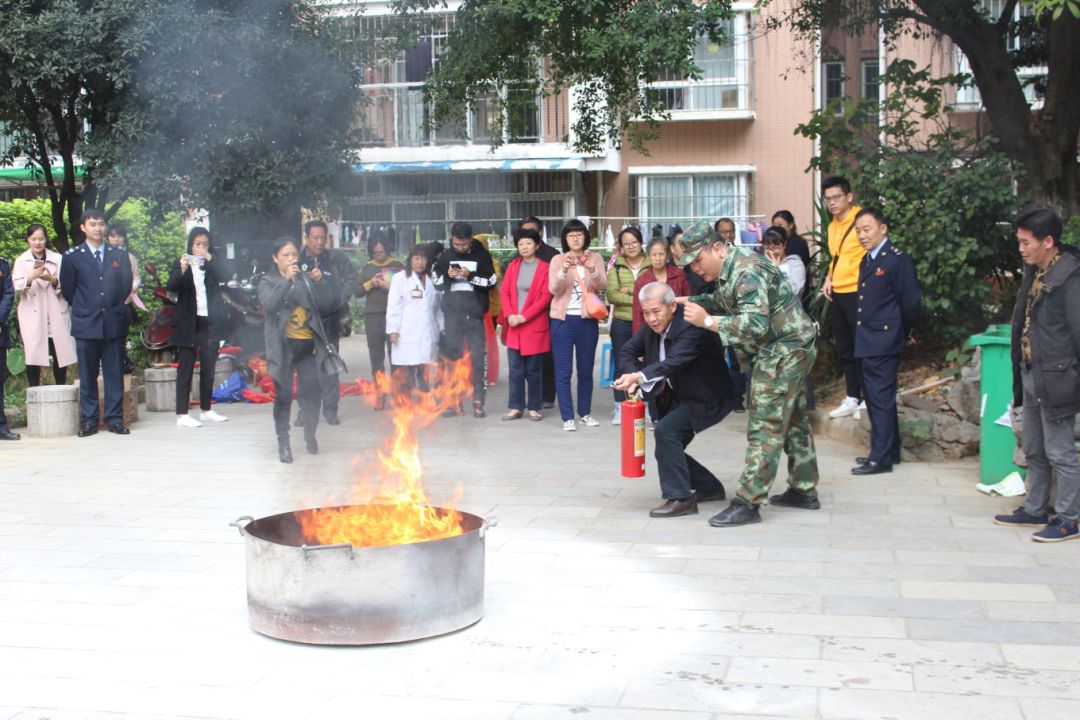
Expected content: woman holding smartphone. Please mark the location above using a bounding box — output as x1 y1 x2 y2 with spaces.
258 238 337 463
356 231 405 409
12 224 77 387
168 227 228 428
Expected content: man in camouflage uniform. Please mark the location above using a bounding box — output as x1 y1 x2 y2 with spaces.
676 220 820 526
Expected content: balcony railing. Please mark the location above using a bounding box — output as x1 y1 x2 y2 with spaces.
649 60 752 114
354 84 569 149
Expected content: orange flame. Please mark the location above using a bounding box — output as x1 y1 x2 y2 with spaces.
296 355 476 548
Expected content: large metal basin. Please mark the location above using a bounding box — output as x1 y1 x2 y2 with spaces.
231 506 494 645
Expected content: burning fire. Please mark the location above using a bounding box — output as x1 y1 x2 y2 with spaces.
296 356 475 548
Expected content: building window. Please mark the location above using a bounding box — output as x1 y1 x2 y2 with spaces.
339 171 577 247
955 0 1043 108
651 15 752 113
630 173 750 230
823 62 845 114
862 60 880 101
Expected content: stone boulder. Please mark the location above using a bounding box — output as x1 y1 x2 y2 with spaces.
946 347 982 424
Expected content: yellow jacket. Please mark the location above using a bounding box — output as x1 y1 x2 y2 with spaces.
828 206 866 294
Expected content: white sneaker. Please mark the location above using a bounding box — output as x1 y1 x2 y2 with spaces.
612 406 622 425
828 396 860 419
177 414 202 428
563 419 577 432
200 409 228 422
578 414 600 427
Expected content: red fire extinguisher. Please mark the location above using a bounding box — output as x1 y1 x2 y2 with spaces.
621 395 647 478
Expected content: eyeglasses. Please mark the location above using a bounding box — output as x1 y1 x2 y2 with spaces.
717 228 736 237
823 193 847 204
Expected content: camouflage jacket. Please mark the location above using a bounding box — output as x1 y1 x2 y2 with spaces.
688 246 816 359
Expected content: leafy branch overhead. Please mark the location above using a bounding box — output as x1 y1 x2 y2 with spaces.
387 0 734 153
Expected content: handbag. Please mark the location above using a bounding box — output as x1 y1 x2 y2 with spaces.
577 270 609 321
299 271 350 376
321 341 348 376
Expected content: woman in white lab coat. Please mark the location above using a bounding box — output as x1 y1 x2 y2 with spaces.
386 245 443 397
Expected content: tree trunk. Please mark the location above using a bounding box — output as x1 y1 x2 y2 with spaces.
1034 11 1080 216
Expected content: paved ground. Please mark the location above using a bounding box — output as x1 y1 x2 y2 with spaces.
1 335 1078 720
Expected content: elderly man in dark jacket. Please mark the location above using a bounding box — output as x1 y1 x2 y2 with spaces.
994 207 1080 543
614 281 735 518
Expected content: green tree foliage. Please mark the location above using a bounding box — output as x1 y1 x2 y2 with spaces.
798 60 1023 341
0 0 359 251
763 0 1080 215
385 0 733 152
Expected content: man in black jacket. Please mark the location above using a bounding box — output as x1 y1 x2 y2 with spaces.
614 282 735 517
0 256 18 440
995 207 1080 543
433 221 498 418
298 220 353 425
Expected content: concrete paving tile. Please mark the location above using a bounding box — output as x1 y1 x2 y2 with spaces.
1000 643 1080 670
695 559 824 578
752 576 899 598
1017 697 1080 720
895 550 1038 567
824 596 983 620
739 612 907 639
822 637 1004 666
908 618 1080 645
758 547 895 563
914 662 1080 698
511 706 714 720
619 677 819 716
313 696 517 720
627 543 760 560
823 562 970 581
725 656 913 691
901 580 1055 602
820 688 1023 720
984 601 1080 623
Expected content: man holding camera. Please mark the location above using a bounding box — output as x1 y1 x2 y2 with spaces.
433 221 498 418
298 220 357 425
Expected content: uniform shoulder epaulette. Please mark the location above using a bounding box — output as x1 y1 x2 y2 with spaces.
65 247 77 255
890 245 904 256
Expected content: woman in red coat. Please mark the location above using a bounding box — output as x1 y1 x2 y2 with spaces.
499 229 553 421
632 237 690 333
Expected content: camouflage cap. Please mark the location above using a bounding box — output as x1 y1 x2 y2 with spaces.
674 219 719 266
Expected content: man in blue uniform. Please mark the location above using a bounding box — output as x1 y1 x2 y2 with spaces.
851 208 921 475
60 208 135 436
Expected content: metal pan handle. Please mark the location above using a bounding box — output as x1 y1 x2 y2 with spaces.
301 543 354 554
229 516 254 536
480 515 499 538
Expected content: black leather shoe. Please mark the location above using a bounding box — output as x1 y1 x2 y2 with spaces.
852 461 892 475
78 424 98 438
708 501 761 527
278 440 293 464
857 456 900 466
107 425 130 435
541 401 555 409
305 435 318 455
473 402 486 419
769 488 821 510
442 404 464 418
693 487 726 503
0 430 21 441
324 412 340 426
649 498 698 518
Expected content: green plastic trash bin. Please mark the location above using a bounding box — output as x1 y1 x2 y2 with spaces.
968 326 1023 485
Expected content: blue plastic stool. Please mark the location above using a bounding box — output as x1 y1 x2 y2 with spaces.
600 341 614 388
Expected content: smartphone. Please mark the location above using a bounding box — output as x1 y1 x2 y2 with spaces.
185 253 206 267
450 262 463 270
34 259 46 268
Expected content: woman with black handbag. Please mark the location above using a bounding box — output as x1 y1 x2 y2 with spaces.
258 238 339 463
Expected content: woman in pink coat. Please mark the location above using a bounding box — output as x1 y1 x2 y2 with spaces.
499 228 553 421
12 224 77 386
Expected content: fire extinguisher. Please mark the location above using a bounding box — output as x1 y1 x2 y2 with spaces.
621 395 647 478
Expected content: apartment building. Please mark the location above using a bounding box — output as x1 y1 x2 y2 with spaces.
330 1 820 252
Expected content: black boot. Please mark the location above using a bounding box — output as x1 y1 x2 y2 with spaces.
305 433 318 455
278 437 293 464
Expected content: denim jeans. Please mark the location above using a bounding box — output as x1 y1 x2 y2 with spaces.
507 349 543 411
551 314 599 421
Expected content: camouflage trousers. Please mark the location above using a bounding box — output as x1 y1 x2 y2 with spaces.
735 341 819 507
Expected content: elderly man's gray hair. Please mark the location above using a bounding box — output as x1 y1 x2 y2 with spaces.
637 281 675 305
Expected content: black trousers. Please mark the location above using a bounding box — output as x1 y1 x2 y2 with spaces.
859 354 901 465
298 321 340 418
365 313 391 378
541 351 556 404
26 338 67 386
653 402 722 500
273 338 320 441
392 364 430 398
440 313 487 404
0 348 9 432
831 291 862 400
75 337 125 427
175 317 216 414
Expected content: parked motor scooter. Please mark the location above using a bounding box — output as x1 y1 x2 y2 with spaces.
219 262 265 361
141 263 178 364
